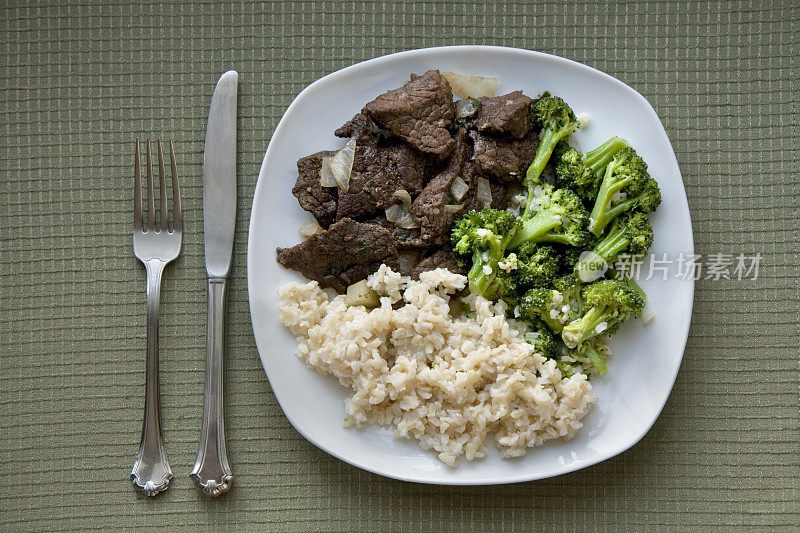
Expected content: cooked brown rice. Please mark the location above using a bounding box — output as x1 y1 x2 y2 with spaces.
278 265 596 466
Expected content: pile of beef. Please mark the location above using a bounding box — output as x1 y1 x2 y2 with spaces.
277 70 545 292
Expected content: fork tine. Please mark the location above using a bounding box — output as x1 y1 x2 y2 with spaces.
134 139 143 231
169 141 182 231
146 140 156 230
157 140 168 232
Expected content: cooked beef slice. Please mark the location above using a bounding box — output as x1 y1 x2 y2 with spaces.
363 215 425 250
363 70 456 159
334 112 392 142
475 91 533 138
335 139 429 220
412 247 467 279
489 181 510 210
334 113 371 138
292 150 339 227
276 218 399 292
410 129 470 246
470 129 539 182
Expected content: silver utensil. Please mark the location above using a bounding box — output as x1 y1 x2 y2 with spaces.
190 70 238 497
130 139 182 496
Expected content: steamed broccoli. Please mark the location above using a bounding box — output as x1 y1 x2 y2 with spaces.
558 245 584 275
512 242 561 289
509 184 592 249
555 136 630 201
574 338 611 376
594 175 661 233
523 96 580 217
519 274 584 333
588 147 656 236
523 323 558 359
451 208 521 299
555 337 611 377
489 243 560 306
574 212 654 278
561 279 645 348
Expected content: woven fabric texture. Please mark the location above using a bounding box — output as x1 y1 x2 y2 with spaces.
1 1 798 531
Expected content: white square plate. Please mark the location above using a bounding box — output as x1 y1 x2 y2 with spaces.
247 46 694 484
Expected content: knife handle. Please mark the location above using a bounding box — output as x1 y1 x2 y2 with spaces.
191 277 233 496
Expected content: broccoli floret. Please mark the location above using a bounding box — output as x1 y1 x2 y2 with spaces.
558 245 584 275
561 279 645 348
451 208 521 299
556 337 611 377
588 147 654 236
595 176 661 231
513 242 560 289
523 323 558 359
522 96 580 217
491 268 523 305
509 184 592 249
491 244 560 306
519 274 583 333
574 338 611 376
555 136 630 202
574 212 654 278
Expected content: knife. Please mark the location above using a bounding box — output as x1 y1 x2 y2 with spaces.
191 70 237 497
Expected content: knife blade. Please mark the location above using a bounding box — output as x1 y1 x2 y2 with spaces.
203 70 238 279
191 70 237 497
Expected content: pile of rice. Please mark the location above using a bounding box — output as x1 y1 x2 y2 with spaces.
278 265 596 466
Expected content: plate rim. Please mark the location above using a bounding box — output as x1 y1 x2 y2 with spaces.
247 45 695 485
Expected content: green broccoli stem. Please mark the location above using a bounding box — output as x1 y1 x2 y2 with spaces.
599 196 638 224
541 313 565 333
467 234 506 297
583 137 629 176
468 251 491 296
573 224 629 276
581 343 608 375
508 210 563 249
561 305 608 347
589 161 633 236
523 125 578 218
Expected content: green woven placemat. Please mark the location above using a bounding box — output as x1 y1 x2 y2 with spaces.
1 1 798 531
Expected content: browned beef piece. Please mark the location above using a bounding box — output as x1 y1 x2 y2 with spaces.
412 247 467 279
363 70 456 159
475 91 534 138
363 215 424 250
335 138 429 220
489 181 510 210
292 150 338 227
333 112 389 140
276 218 399 292
410 129 470 246
460 167 509 213
470 129 539 182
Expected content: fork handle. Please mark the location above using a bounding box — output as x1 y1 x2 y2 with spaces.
131 259 173 496
191 277 233 496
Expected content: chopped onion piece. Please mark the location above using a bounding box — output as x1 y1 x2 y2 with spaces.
444 204 464 214
385 203 420 229
298 220 323 239
319 156 336 187
442 71 498 99
450 175 469 201
328 137 356 193
393 189 412 207
476 178 493 208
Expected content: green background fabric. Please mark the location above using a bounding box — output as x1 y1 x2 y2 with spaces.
1 0 797 530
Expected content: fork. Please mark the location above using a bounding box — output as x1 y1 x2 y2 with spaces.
130 139 182 496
